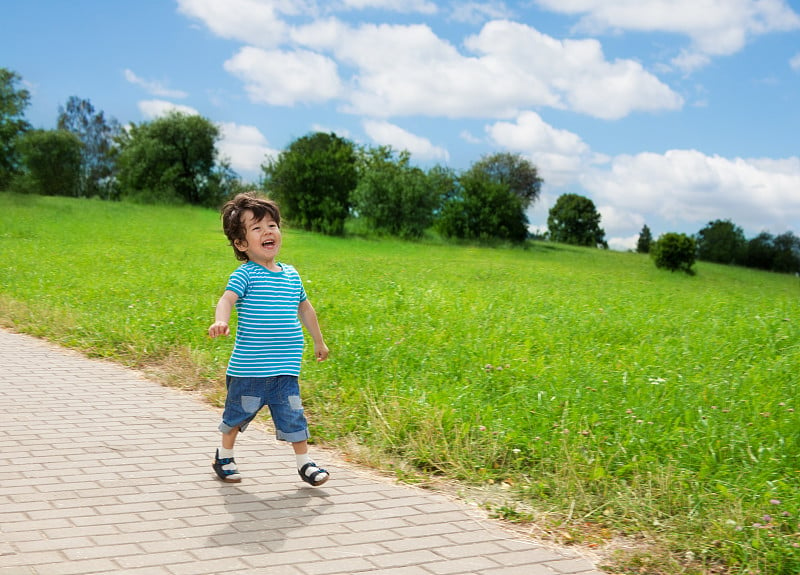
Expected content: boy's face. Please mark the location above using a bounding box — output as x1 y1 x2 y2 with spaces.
234 210 282 266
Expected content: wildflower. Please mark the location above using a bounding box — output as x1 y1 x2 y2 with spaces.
478 425 486 432
763 515 772 523
770 499 781 505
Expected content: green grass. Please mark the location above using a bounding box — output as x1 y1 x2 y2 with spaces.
1 192 798 574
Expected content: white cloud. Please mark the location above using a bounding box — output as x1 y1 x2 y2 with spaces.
449 2 514 24
581 150 800 238
531 0 800 72
224 46 342 106
336 0 438 14
217 122 278 176
362 119 450 162
295 19 682 120
485 111 594 186
175 0 303 48
460 130 482 144
138 100 199 119
791 52 800 71
599 205 645 250
124 69 188 99
607 233 641 252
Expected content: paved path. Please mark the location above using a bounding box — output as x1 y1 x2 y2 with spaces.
0 329 605 575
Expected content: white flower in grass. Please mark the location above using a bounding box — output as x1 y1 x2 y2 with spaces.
648 377 666 385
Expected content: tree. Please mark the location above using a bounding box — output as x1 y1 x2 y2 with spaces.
744 232 775 271
57 96 121 199
636 224 653 254
651 232 696 274
116 111 224 207
696 219 746 265
351 146 441 238
262 132 357 235
15 129 82 197
547 193 607 248
771 231 800 274
436 170 529 243
0 68 32 189
426 164 459 206
463 152 542 209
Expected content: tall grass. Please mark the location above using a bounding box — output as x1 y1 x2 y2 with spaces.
1 192 798 573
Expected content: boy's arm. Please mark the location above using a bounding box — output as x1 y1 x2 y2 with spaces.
208 290 239 338
298 298 329 362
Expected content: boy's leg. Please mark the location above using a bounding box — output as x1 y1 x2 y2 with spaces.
214 375 268 482
221 427 239 450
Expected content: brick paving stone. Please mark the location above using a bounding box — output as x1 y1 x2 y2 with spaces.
0 329 605 575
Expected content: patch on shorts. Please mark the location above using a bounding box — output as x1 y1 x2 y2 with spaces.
288 395 303 410
241 395 261 414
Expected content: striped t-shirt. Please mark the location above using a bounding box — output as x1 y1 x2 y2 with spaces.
225 261 308 377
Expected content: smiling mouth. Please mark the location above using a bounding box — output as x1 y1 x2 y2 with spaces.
262 240 275 248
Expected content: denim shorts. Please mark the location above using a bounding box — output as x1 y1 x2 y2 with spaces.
219 375 309 443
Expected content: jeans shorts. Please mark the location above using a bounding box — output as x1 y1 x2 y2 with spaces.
219 375 310 443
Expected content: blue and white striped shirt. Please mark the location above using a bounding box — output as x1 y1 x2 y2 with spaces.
225 261 307 377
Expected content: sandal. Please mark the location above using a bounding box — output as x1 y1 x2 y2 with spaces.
298 461 330 486
213 449 242 483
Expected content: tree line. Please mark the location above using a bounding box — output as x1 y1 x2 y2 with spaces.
2 66 796 273
636 220 800 275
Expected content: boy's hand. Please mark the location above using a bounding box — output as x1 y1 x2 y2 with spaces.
314 343 329 362
208 321 230 338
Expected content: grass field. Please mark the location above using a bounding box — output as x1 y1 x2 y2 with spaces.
1 192 798 574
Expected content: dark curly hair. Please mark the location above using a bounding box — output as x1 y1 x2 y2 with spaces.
220 192 281 261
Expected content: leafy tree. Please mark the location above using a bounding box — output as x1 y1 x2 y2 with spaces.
116 111 224 207
262 132 357 235
436 170 528 243
426 164 459 206
651 232 696 274
57 96 121 199
0 68 32 189
696 219 746 265
744 232 775 271
547 193 608 248
351 146 441 238
771 231 800 274
463 152 542 209
14 129 82 197
636 224 653 254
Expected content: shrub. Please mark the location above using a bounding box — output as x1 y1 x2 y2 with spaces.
651 232 696 274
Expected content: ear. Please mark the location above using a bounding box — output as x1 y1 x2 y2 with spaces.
234 238 248 252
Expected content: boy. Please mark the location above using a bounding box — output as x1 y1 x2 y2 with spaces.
208 192 330 486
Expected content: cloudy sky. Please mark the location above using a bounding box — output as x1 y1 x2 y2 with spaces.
4 0 800 249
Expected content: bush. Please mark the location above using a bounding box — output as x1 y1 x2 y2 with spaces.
651 232 696 274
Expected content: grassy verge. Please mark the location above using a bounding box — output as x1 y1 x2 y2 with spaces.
1 192 798 573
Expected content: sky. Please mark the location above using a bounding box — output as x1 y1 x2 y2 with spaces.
3 0 800 250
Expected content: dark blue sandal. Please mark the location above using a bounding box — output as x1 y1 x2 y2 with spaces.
213 449 242 482
299 462 329 486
